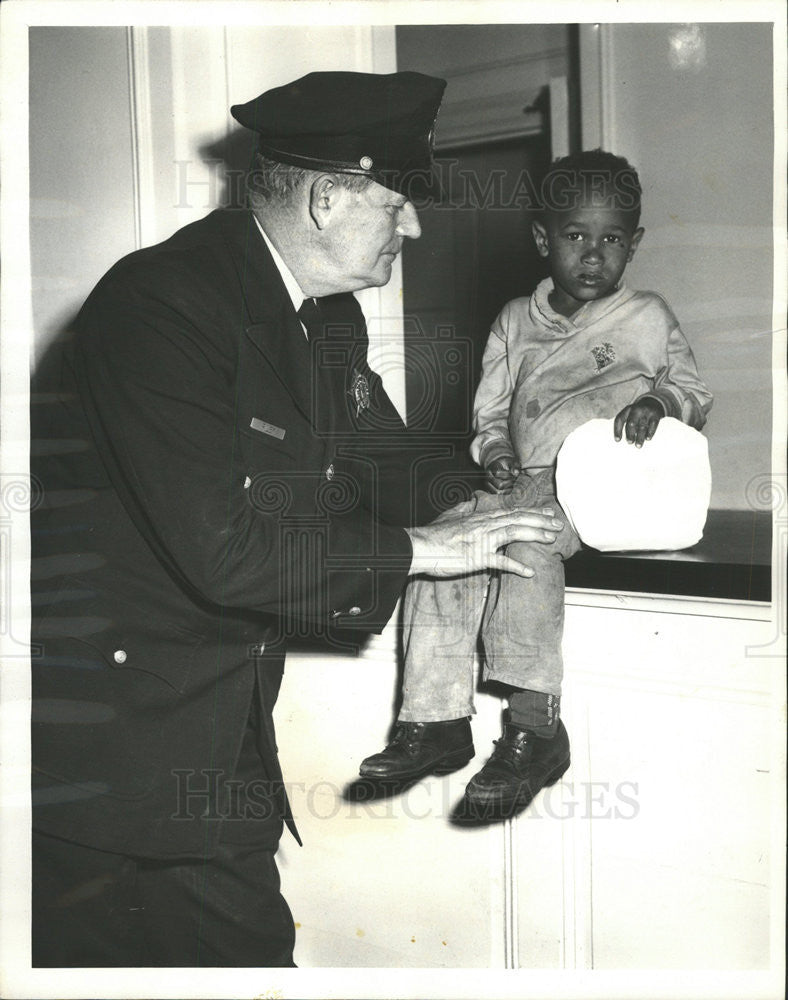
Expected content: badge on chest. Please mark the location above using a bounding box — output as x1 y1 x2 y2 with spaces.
348 368 370 417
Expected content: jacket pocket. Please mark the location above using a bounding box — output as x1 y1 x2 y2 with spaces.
32 576 202 694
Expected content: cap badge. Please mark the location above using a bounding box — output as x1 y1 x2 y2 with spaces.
359 155 374 170
348 368 370 417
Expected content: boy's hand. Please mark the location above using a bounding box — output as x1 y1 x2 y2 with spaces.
614 397 665 447
486 455 521 493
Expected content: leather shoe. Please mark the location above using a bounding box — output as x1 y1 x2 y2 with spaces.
452 720 570 824
359 718 474 780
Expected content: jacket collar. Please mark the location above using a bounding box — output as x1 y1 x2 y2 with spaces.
218 209 317 420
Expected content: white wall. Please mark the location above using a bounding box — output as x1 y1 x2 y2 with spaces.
580 22 776 510
29 28 138 361
275 593 781 976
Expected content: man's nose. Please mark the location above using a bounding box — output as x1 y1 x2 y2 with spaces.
396 201 421 239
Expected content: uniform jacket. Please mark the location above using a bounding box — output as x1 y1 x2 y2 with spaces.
30 208 423 858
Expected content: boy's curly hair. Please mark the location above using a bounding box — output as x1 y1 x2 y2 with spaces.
540 149 643 226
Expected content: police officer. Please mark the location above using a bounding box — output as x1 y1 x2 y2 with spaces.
30 71 564 967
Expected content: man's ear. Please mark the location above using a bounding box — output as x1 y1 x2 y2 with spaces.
531 219 550 258
626 226 645 262
309 174 342 230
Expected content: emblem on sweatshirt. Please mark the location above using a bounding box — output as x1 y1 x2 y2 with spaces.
348 368 370 417
591 342 616 372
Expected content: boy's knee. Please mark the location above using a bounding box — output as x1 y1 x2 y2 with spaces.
506 538 563 567
471 488 507 514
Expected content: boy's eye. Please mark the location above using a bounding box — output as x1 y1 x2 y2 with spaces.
603 234 622 244
565 232 583 241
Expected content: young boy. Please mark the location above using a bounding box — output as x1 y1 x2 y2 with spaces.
359 150 713 822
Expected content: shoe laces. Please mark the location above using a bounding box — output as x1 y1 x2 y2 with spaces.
489 730 529 767
391 721 425 751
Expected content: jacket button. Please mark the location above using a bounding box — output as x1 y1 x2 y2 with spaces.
325 463 335 481
348 606 361 616
113 649 127 664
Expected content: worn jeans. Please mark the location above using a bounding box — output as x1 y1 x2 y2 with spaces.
399 470 581 722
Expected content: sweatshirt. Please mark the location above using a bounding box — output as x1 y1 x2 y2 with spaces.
471 277 713 473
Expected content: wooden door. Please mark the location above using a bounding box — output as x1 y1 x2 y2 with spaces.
402 136 551 453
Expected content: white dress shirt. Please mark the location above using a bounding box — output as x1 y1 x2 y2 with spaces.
253 214 310 338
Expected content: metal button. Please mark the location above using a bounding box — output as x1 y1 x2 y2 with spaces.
325 463 335 481
348 606 361 616
113 649 127 664
359 155 373 170
249 643 266 657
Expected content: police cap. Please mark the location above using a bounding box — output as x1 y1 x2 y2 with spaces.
231 71 446 195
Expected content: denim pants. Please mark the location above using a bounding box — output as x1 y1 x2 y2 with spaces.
399 470 581 722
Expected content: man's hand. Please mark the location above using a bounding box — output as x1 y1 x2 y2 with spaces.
614 397 665 447
406 505 564 579
486 455 521 493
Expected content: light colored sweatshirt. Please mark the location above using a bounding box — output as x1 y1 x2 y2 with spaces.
471 278 713 473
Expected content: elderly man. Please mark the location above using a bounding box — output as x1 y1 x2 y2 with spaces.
30 71 564 967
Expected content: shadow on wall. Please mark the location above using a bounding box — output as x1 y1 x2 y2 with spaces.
198 129 260 212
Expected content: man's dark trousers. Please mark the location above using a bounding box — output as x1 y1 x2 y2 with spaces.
32 667 296 967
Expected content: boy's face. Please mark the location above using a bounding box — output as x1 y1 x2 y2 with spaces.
532 202 644 318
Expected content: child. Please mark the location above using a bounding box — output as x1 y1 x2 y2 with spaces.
359 150 713 822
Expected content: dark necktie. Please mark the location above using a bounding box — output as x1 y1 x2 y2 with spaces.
299 295 372 425
297 297 323 341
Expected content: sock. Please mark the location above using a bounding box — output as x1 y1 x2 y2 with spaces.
508 690 560 738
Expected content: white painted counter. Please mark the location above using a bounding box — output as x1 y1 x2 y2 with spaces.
275 589 782 972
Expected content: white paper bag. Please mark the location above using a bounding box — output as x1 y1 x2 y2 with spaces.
555 417 712 551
